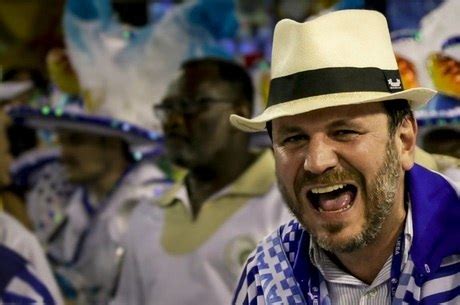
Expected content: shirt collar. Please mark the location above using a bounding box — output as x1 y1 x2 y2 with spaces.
402 198 413 266
155 150 276 210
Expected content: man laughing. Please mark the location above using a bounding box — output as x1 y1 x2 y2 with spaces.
231 9 459 305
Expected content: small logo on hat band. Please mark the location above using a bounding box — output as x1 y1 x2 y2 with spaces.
382 70 404 93
388 78 402 90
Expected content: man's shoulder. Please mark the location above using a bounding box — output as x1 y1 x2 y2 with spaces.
0 243 28 292
410 163 460 196
128 199 166 227
0 213 40 253
0 243 59 305
116 161 174 201
407 164 460 280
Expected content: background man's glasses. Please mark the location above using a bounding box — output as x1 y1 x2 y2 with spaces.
154 97 233 122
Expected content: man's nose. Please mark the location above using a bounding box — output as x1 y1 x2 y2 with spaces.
163 112 190 132
165 110 184 124
303 135 338 175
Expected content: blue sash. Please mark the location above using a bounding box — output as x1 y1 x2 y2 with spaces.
0 244 56 305
0 244 28 292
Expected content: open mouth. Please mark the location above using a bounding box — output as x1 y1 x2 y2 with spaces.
307 184 357 213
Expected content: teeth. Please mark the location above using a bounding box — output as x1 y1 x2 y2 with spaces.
318 203 352 213
311 184 346 194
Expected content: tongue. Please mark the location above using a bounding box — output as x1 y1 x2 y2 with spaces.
318 190 353 212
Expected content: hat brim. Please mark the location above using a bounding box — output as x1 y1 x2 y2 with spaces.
230 88 437 132
0 81 33 102
8 106 163 145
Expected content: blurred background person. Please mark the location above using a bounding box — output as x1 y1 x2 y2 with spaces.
1 66 78 243
112 57 291 305
8 48 171 304
0 67 51 229
390 0 460 181
7 0 251 302
0 110 63 305
416 0 459 181
0 66 78 246
416 37 460 180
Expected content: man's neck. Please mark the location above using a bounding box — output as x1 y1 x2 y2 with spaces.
333 203 407 284
187 150 257 217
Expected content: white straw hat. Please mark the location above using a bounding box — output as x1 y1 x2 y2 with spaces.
230 10 437 132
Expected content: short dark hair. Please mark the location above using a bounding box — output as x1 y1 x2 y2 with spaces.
266 100 413 138
382 99 413 136
181 58 254 112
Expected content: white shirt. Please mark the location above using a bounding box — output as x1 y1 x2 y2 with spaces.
112 151 292 305
0 212 64 305
47 160 171 304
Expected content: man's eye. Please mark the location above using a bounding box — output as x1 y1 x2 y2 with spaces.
334 130 359 138
282 135 307 144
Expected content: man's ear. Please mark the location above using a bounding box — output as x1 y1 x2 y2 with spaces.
396 116 418 171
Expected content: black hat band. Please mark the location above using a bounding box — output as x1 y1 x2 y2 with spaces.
268 67 403 107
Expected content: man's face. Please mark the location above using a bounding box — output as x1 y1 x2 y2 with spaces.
272 103 412 253
157 69 242 169
57 130 122 184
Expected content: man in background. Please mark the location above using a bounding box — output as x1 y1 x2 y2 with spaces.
8 49 170 305
0 110 63 305
112 58 291 305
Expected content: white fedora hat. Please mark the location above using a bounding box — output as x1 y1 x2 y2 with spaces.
230 10 437 132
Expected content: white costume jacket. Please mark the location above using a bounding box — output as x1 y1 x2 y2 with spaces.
112 150 292 305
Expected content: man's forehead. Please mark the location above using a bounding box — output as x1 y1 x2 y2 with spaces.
165 70 228 98
272 103 387 130
182 63 222 79
179 67 224 89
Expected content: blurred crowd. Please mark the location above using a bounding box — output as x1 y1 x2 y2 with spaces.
0 0 458 304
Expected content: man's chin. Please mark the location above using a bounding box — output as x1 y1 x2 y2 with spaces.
314 227 372 253
171 157 189 169
170 153 198 169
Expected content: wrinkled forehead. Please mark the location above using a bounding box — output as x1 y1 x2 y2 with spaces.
272 102 389 131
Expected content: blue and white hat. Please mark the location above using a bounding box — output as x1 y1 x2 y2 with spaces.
7 94 163 146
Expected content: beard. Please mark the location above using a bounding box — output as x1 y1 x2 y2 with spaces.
278 139 401 253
